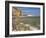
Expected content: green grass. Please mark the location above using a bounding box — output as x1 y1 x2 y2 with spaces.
19 16 40 27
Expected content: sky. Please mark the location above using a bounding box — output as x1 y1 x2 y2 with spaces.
17 7 40 16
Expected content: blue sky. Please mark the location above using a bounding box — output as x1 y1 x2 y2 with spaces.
17 7 40 16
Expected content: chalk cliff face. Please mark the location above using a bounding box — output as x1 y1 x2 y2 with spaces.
27 14 32 16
